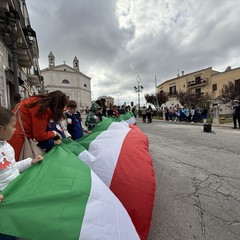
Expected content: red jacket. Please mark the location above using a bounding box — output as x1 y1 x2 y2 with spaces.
8 96 55 161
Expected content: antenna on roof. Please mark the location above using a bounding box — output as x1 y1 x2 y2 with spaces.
177 69 180 77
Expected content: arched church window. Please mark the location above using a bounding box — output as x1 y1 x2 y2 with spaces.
62 79 69 84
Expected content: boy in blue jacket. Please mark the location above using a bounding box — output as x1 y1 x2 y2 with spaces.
62 100 88 140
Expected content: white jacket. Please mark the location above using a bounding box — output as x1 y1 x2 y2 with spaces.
0 141 32 191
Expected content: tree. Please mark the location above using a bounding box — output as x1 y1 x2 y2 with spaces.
176 90 198 107
219 81 240 104
176 90 213 109
145 92 169 109
144 93 156 107
156 91 169 108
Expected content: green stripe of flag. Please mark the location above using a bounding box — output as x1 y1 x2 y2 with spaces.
0 145 91 240
76 117 113 149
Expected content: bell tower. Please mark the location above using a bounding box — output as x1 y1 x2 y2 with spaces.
48 51 55 67
73 56 79 71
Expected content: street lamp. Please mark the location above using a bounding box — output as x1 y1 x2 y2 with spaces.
134 75 144 117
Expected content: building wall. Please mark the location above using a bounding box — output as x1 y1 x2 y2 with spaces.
0 41 9 107
41 64 91 109
212 67 240 97
158 66 240 100
0 0 42 109
158 67 214 95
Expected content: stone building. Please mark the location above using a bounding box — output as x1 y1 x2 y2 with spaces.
98 96 114 108
0 0 43 109
157 66 240 111
41 52 91 109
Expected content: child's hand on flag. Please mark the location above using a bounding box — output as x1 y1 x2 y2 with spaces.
54 139 62 145
32 155 44 164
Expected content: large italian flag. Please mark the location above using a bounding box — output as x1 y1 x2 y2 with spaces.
0 146 140 240
65 116 156 240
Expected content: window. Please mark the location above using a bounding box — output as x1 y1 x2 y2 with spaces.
169 86 176 95
212 84 217 91
84 84 87 87
195 76 201 84
235 79 240 93
62 79 69 84
195 88 201 95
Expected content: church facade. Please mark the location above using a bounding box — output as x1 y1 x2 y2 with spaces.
41 52 91 109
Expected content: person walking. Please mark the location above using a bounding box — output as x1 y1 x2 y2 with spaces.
146 105 153 123
8 91 68 161
142 106 147 123
201 107 208 124
232 100 239 129
233 101 240 128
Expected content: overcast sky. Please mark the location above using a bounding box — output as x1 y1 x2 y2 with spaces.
27 0 240 106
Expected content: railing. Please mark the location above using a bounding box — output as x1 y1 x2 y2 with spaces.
187 78 208 88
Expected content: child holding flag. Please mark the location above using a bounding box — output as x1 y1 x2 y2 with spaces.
0 106 43 239
0 106 43 194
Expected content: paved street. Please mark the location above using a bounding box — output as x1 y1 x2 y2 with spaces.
137 120 240 240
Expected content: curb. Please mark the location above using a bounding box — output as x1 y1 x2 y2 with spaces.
136 118 234 129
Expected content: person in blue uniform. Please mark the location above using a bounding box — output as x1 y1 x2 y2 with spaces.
62 100 86 140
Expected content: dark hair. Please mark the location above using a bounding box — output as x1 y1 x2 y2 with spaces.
95 100 103 108
24 91 68 122
67 100 77 108
0 106 14 127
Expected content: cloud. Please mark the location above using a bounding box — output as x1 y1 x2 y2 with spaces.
27 0 240 105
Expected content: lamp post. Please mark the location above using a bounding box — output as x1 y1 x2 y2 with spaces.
134 75 144 117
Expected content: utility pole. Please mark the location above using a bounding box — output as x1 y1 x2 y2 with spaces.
155 75 159 113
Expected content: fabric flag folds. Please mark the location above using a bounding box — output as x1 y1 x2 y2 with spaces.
65 117 156 240
0 146 139 240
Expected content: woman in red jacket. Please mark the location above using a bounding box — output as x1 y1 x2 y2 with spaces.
8 91 68 161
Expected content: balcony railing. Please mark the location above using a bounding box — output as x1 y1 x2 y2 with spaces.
187 78 208 88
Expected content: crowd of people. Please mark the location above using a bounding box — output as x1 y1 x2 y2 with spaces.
0 92 110 239
1 89 239 238
141 105 153 123
164 105 208 123
85 99 133 130
0 91 140 239
0 91 136 201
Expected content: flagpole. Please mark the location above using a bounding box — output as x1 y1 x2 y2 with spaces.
155 75 159 114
